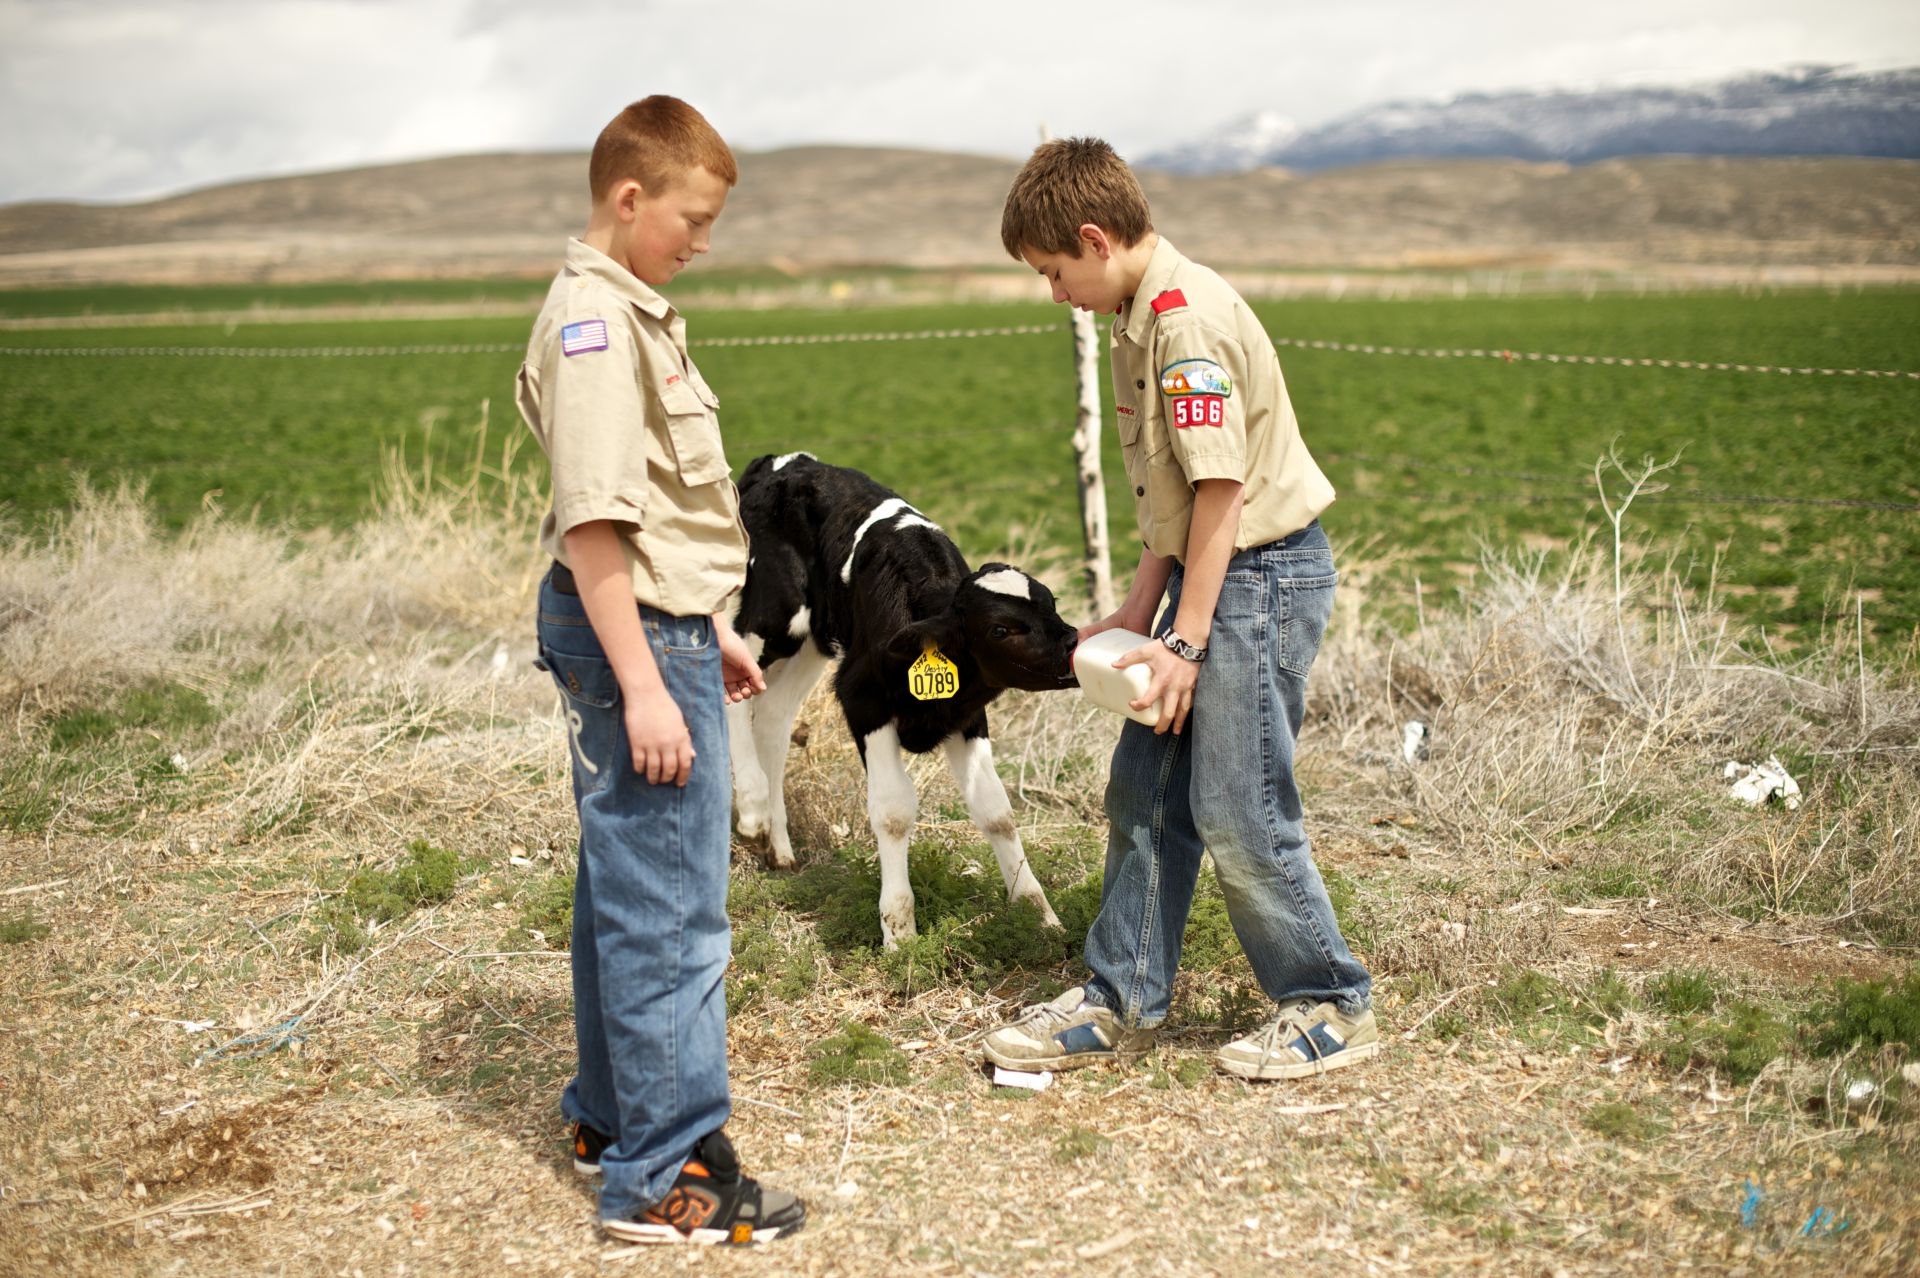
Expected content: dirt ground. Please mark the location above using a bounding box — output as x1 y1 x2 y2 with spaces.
3 803 1914 1278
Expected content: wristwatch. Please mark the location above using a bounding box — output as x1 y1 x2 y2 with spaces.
1160 630 1208 662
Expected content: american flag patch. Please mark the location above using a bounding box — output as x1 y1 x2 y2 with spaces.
560 319 609 356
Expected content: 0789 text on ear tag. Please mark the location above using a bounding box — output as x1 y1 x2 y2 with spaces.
908 648 959 700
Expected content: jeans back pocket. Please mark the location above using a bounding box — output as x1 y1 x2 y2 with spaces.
1276 572 1336 679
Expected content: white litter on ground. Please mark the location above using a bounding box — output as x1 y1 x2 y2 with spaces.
991 1066 1053 1091
1722 757 1802 809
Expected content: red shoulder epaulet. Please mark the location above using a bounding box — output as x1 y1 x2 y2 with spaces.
1149 288 1187 315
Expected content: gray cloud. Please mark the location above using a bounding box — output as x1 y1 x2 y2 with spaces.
1 0 1915 203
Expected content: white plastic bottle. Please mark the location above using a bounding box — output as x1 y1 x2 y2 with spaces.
1072 629 1162 726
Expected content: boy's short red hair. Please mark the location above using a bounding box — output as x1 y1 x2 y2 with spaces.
589 96 738 200
1000 137 1153 259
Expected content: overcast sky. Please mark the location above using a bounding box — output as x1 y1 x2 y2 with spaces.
2 0 1916 205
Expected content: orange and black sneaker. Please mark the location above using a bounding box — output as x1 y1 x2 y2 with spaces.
571 1122 611 1177
602 1129 806 1246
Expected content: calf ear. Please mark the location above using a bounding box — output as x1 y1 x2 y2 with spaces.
885 614 964 666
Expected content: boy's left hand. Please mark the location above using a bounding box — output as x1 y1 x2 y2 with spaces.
714 619 767 704
1115 639 1200 735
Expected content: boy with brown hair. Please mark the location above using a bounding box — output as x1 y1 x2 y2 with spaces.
516 95 804 1245
983 138 1379 1080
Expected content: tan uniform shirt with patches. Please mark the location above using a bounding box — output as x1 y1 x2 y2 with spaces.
1110 236 1335 559
516 238 748 617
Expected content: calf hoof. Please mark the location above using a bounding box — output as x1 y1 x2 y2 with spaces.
735 807 770 841
764 839 796 871
879 909 917 951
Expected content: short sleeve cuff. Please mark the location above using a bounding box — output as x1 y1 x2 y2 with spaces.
552 492 647 537
1179 453 1247 484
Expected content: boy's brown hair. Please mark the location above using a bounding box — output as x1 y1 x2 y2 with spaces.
1000 137 1153 259
589 96 738 201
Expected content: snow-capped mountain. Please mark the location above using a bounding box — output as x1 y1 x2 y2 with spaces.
1158 109 1301 176
1145 65 1920 174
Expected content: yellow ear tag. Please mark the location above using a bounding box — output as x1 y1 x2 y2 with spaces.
908 647 960 700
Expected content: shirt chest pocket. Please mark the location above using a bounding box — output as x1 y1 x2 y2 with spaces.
1120 406 1189 524
1117 410 1161 486
658 379 730 486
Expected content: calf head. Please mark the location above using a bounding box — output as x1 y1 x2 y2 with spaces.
884 563 1078 693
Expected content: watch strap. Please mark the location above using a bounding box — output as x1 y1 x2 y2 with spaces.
1161 630 1208 662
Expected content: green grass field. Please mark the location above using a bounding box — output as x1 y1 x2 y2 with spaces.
3 287 1916 647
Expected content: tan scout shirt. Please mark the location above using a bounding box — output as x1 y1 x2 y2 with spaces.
516 238 748 617
1110 237 1336 559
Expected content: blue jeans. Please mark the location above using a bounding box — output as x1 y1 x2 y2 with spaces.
1081 522 1371 1026
536 570 732 1220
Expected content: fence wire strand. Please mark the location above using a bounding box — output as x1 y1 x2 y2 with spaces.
2 321 1916 380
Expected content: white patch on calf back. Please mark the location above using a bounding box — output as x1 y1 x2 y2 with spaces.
841 498 912 583
893 514 941 536
974 569 1032 600
787 605 812 639
772 452 814 471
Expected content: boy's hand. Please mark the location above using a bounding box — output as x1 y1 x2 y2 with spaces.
1077 606 1152 644
1115 639 1200 735
626 686 696 786
714 619 767 704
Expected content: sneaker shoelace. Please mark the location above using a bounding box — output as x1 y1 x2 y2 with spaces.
1011 992 1082 1034
1252 1000 1326 1067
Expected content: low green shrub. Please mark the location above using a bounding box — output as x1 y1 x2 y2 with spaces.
1803 969 1920 1058
807 1020 909 1087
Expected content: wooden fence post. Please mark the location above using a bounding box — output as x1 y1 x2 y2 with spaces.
1040 124 1116 618
1069 305 1115 617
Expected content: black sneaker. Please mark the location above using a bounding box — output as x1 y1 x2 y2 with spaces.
602 1129 806 1246
572 1122 611 1177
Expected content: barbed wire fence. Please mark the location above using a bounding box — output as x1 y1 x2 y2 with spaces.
5 324 1919 379
6 323 1918 528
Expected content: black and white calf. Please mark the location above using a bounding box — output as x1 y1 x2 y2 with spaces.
727 452 1079 947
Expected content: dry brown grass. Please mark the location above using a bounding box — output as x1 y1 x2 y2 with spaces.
1309 531 1920 948
2 478 1916 1276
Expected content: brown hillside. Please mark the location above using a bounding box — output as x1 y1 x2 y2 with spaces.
1 147 1915 286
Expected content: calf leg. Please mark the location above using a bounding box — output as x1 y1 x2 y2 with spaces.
736 643 830 869
940 732 1060 927
727 628 774 843
726 698 768 837
861 722 919 947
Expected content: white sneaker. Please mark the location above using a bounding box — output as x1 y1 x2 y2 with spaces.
1216 1000 1381 1080
983 986 1155 1070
